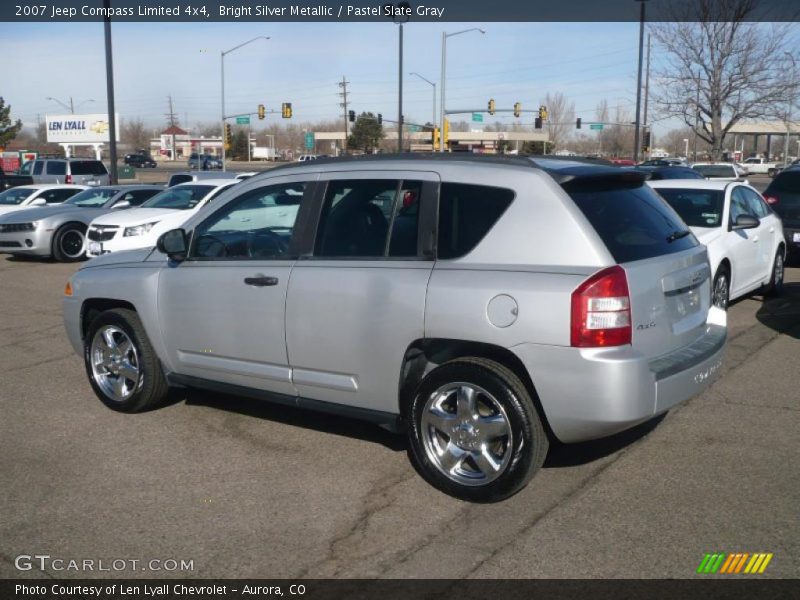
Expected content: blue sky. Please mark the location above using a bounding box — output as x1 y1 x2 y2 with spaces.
0 21 699 136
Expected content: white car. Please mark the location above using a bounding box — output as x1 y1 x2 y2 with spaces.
85 180 238 257
650 180 785 309
691 162 744 182
0 184 87 216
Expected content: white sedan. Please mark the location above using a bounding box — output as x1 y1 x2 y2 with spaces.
0 184 87 216
690 162 744 182
650 180 785 309
85 179 238 257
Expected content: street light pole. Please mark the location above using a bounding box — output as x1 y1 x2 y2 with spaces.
220 36 270 171
103 0 118 184
398 21 404 152
783 52 796 167
410 72 436 129
439 27 485 153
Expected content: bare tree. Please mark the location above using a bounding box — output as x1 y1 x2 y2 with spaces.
121 118 150 152
596 100 634 157
542 91 575 151
651 0 794 160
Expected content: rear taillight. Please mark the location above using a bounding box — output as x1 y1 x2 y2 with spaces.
764 194 778 205
65 174 73 184
570 265 632 348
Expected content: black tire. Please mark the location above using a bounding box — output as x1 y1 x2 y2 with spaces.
712 264 730 310
84 308 169 413
764 248 785 296
407 357 548 502
52 222 87 262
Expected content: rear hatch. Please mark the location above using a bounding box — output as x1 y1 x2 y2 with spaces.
765 171 800 228
561 170 710 360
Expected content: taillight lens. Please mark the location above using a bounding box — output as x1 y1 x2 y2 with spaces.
571 265 632 347
764 194 778 205
65 174 73 184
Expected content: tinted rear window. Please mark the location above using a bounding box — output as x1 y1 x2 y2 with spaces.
70 161 108 175
437 183 514 259
651 168 705 180
692 165 734 178
568 184 698 264
768 171 800 192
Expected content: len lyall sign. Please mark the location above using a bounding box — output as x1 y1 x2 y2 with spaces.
46 114 120 144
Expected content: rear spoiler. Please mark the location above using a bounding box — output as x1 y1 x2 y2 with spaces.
543 167 649 191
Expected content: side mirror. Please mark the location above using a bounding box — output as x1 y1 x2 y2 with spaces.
30 198 47 206
157 228 188 262
112 200 130 210
731 214 760 230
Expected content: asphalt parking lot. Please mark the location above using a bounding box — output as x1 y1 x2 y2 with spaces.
1 255 798 579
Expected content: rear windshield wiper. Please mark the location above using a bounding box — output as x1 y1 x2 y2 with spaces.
666 229 692 243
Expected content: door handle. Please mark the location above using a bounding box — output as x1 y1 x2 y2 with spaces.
244 276 279 287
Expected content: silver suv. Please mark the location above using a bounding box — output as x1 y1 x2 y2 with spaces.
21 158 110 186
63 155 727 502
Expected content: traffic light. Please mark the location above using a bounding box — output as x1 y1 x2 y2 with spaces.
534 117 542 129
488 98 496 115
433 127 440 151
513 102 521 118
258 104 265 120
224 123 232 149
538 105 548 121
643 130 651 151
576 118 582 129
443 118 450 145
281 102 292 119
348 110 356 122
377 113 383 125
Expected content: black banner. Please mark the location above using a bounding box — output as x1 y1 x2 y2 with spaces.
2 579 799 600
2 0 799 22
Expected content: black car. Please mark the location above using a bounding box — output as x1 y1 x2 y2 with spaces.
0 166 34 191
633 166 706 181
763 167 800 258
124 153 157 168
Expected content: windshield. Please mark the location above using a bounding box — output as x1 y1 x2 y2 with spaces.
141 185 214 210
64 188 120 207
0 187 35 205
654 188 725 228
692 164 734 178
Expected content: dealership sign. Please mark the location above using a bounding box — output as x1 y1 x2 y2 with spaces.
46 113 120 143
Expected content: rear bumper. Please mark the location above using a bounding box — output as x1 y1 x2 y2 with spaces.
782 226 800 254
511 309 727 443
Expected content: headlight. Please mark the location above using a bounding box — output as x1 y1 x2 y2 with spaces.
0 222 37 233
123 222 159 237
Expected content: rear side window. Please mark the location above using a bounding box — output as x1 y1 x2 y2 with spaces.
33 161 44 175
168 174 193 186
124 189 160 206
437 183 514 259
568 183 698 264
46 161 66 175
70 161 108 175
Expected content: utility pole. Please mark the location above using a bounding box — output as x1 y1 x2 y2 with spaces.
338 76 350 155
397 21 404 153
642 33 651 159
165 95 179 128
694 70 701 162
103 0 118 184
633 0 648 163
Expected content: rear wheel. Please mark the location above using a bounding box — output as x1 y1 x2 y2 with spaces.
52 223 86 262
712 265 730 310
764 249 785 296
84 308 169 413
407 357 548 502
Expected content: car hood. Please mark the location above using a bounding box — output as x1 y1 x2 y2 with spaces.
0 205 33 216
690 226 723 246
0 204 89 223
90 208 184 227
81 247 154 269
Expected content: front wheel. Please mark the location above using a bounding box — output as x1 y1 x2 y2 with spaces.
84 308 169 413
407 357 548 502
52 223 87 262
764 250 785 296
712 266 730 310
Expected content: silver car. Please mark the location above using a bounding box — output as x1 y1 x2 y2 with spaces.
63 155 727 502
0 185 162 262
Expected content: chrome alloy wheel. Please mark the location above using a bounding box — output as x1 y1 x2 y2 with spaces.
421 382 513 486
713 272 729 310
90 325 142 402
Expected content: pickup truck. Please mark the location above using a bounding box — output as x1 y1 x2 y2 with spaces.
741 157 781 177
0 166 34 191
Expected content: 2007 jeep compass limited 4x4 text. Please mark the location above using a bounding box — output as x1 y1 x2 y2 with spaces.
63 155 726 502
